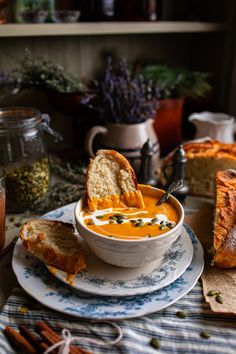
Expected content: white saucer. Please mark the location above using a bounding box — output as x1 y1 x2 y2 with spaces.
46 230 193 297
40 202 193 296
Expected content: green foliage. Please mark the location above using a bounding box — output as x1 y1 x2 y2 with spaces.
13 49 84 94
141 64 212 100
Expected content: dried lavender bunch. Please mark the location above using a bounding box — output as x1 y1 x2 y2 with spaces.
12 49 84 94
84 58 156 124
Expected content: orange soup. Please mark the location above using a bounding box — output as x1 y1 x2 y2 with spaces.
80 185 180 240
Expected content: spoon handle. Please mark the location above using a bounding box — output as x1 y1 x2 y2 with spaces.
156 179 184 206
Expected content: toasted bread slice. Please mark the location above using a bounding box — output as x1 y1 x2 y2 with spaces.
20 220 86 274
213 169 236 268
86 149 144 211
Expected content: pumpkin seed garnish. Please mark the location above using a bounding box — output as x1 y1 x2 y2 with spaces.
151 218 158 223
159 225 167 231
109 216 117 220
87 220 94 225
176 310 186 319
135 221 144 227
200 331 211 339
109 220 115 224
96 215 104 219
147 222 153 225
167 221 176 228
150 337 160 350
215 295 223 304
130 219 136 223
117 219 124 224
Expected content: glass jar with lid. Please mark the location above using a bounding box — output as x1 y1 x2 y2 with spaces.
0 107 51 212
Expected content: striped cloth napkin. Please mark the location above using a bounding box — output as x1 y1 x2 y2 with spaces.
0 281 236 354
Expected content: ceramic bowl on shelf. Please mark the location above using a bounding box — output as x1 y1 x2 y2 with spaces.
75 185 184 268
52 10 80 23
20 10 48 23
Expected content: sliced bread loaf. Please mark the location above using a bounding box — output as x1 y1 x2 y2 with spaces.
213 169 236 268
86 149 144 211
20 220 86 274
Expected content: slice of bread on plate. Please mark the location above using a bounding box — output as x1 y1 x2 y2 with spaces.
213 169 236 268
86 149 144 211
20 220 86 274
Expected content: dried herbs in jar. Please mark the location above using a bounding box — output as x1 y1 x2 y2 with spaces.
0 107 54 212
6 157 50 211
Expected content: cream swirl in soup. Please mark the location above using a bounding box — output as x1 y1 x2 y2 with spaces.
80 185 180 240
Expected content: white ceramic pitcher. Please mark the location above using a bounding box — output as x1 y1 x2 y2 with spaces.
85 119 161 178
188 111 236 143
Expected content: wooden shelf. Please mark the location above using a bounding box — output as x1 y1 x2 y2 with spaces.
0 21 228 37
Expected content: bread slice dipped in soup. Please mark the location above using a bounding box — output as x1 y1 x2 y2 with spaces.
81 150 179 240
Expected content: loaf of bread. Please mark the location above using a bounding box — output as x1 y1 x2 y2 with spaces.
86 149 144 211
184 140 236 197
160 140 236 198
20 220 86 274
213 169 236 268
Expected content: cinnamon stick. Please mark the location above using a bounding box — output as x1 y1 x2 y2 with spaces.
19 325 49 353
36 321 88 354
3 325 37 354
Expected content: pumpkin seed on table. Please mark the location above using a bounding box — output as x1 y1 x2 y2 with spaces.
150 337 160 350
215 295 223 304
207 290 221 297
200 331 211 339
176 310 186 319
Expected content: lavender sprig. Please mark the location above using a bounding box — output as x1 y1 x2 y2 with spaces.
83 58 157 125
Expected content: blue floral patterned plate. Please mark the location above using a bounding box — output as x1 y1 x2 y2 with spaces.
34 203 193 296
20 203 193 297
12 205 204 319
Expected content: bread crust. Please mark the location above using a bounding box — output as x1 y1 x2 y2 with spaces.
184 140 236 158
214 169 236 268
86 149 144 211
20 220 86 274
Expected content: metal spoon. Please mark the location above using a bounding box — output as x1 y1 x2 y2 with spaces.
156 179 184 206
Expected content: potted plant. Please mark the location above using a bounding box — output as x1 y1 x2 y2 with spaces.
83 57 160 175
11 49 87 116
141 64 212 155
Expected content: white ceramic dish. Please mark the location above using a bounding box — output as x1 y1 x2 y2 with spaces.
46 228 193 297
12 215 203 320
75 186 184 268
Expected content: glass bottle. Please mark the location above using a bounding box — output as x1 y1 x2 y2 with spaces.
0 107 50 212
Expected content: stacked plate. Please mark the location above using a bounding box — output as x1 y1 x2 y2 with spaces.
13 203 204 320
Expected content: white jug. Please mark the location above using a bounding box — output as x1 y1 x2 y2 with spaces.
188 111 236 143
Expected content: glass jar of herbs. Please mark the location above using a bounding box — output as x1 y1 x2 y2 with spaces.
0 107 51 212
